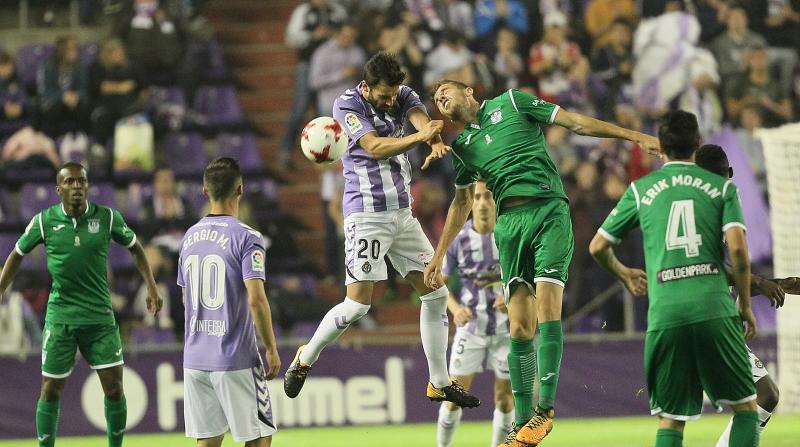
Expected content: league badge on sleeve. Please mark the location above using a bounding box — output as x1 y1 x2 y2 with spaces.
251 250 265 272
344 113 363 133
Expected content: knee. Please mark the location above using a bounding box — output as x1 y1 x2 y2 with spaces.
658 417 685 431
104 380 125 401
509 318 536 339
40 379 64 402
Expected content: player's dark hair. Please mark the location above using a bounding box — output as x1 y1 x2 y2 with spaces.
696 144 732 178
56 161 86 182
430 79 469 99
203 157 242 201
364 52 405 87
658 110 701 160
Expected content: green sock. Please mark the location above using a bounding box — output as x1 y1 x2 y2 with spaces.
105 396 127 447
655 428 683 447
537 320 563 410
36 399 60 447
508 337 536 426
729 411 759 447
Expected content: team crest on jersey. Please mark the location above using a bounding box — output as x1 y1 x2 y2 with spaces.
251 250 265 272
489 109 503 124
344 113 363 133
88 218 100 234
362 261 372 273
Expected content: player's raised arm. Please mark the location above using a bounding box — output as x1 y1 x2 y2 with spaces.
129 240 163 316
245 278 281 379
358 121 443 159
424 185 475 289
553 108 660 155
407 107 452 169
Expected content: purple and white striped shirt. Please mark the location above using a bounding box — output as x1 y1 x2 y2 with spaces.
442 220 508 336
332 83 424 217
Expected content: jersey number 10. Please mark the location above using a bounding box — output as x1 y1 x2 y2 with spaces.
184 254 227 311
665 200 703 257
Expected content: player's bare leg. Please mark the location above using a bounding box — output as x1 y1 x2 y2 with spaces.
37 377 66 447
197 434 224 447
245 436 272 447
437 374 474 447
284 281 373 398
97 365 126 447
492 378 515 446
516 281 562 445
406 271 480 408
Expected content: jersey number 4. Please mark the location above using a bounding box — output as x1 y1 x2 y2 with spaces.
184 254 226 310
665 200 703 257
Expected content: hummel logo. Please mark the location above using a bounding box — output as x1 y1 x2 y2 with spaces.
38 434 50 441
52 224 65 231
544 268 558 274
541 372 556 382
115 348 123 356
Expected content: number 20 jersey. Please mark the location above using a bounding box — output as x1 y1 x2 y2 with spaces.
178 215 267 371
599 162 746 331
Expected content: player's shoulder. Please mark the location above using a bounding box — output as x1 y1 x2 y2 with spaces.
333 86 364 111
398 84 421 100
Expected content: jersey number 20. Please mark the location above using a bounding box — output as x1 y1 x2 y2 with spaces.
184 254 226 310
665 200 702 257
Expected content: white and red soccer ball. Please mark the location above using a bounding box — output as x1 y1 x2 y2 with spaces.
300 116 348 164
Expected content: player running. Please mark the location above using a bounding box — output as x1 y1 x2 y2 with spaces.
424 80 659 446
179 157 281 446
589 111 760 447
0 162 163 447
437 179 514 447
283 52 480 408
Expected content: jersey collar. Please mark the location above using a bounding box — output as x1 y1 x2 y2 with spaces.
61 201 91 218
663 161 695 166
468 101 489 130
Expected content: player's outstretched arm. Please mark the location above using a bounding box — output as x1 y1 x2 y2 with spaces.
0 251 23 303
424 185 475 289
726 227 756 339
245 279 281 379
358 119 444 160
129 240 163 316
407 108 451 169
723 264 787 308
553 108 660 155
589 233 647 296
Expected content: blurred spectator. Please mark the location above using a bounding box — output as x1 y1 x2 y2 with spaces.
423 30 475 89
0 285 40 357
321 163 344 283
749 0 800 95
492 27 524 91
411 178 446 246
677 49 722 140
591 18 634 119
474 0 528 54
377 20 425 91
528 11 587 104
735 105 767 195
584 0 636 49
725 44 794 126
709 5 767 88
140 167 194 240
281 0 347 168
695 0 729 43
309 23 366 115
404 0 475 40
0 50 28 136
545 125 578 177
2 126 61 171
37 35 90 138
89 38 145 145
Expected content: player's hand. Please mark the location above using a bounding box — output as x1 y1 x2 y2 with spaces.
423 258 445 290
421 142 451 170
453 306 473 326
739 305 758 340
774 277 800 295
265 347 281 380
146 286 163 316
753 277 786 308
493 295 508 313
621 267 647 296
636 133 661 156
417 120 444 143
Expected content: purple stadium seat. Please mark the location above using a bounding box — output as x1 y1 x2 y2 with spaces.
19 183 59 221
181 181 208 214
187 39 228 82
108 242 134 270
79 42 99 68
216 133 263 173
151 86 186 108
164 132 207 177
0 232 17 258
89 182 116 207
15 43 53 88
193 86 244 127
0 189 18 224
244 178 278 202
124 182 153 222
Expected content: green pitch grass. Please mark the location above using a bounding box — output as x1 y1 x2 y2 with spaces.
2 414 798 446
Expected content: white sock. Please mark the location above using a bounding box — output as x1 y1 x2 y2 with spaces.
299 297 370 365
716 405 772 447
491 407 514 446
420 286 450 388
715 416 732 447
437 403 462 447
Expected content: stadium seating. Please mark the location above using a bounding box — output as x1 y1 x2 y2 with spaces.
14 43 53 89
192 85 245 128
164 132 207 178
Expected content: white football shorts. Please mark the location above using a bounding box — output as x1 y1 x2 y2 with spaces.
747 345 768 382
344 208 434 285
448 327 510 379
184 364 276 442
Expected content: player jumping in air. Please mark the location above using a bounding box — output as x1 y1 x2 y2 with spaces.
179 157 281 447
283 52 480 408
425 80 659 446
437 179 514 447
590 111 760 447
0 162 163 447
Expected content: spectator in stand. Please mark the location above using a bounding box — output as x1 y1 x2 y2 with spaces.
2 126 61 171
377 18 425 92
749 0 800 95
309 23 366 116
474 0 528 54
281 0 347 168
492 27 524 91
89 38 145 146
584 0 636 49
405 0 475 41
710 5 767 90
37 34 90 138
735 105 767 195
695 0 729 43
140 166 194 241
677 49 723 140
411 178 447 247
725 43 794 126
591 18 634 120
0 51 28 136
423 30 475 89
528 11 587 104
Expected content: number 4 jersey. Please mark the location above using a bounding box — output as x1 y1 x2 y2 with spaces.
599 162 746 331
178 215 267 371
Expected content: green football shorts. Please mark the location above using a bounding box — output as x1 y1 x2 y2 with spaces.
494 197 573 304
41 322 124 378
645 316 756 420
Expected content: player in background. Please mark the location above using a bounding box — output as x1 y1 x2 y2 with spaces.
589 111 759 447
284 52 480 408
424 80 659 446
692 144 800 447
179 158 281 447
437 179 514 447
0 162 162 447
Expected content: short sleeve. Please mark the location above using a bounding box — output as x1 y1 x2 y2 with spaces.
442 237 459 277
176 253 185 287
598 184 640 244
721 181 746 232
110 209 136 248
452 151 478 188
509 89 560 125
333 97 376 144
399 86 425 116
15 213 44 255
242 232 267 282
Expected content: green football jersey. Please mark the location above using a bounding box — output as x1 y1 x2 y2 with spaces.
599 162 746 331
15 202 137 325
451 89 567 211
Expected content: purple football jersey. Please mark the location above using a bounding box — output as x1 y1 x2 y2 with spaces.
332 83 425 217
178 215 267 371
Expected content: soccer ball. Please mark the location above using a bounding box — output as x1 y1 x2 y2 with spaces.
300 116 348 164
